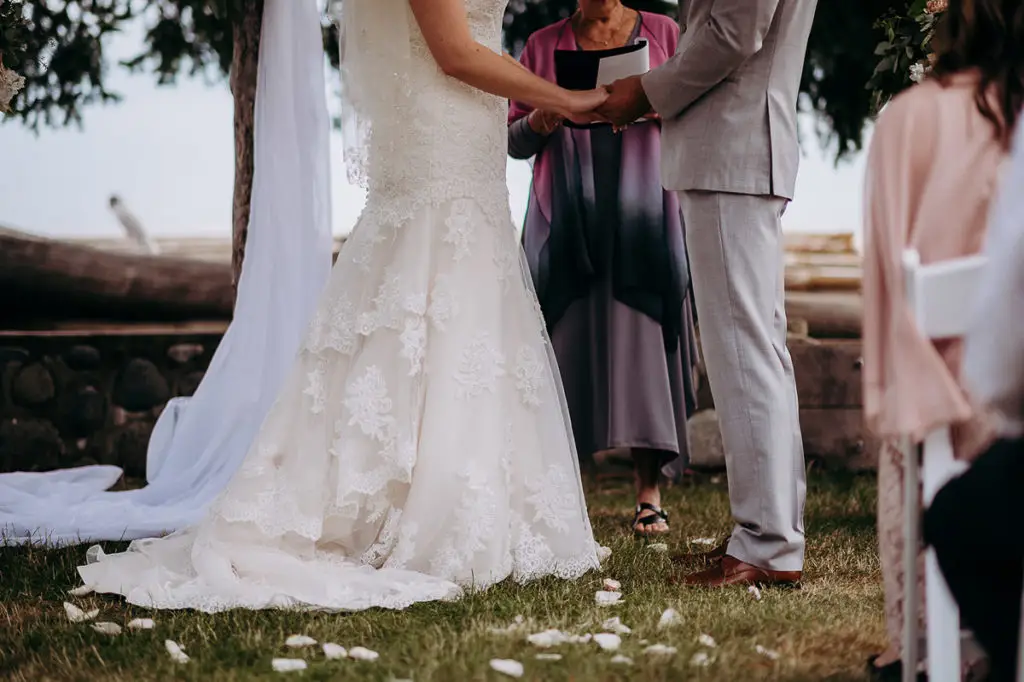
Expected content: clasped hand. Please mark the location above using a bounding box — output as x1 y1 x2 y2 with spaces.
564 76 656 130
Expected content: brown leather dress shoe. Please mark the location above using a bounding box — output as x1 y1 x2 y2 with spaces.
675 555 802 588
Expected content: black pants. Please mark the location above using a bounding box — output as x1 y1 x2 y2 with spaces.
923 438 1024 682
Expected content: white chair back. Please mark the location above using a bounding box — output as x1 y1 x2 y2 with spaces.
900 249 987 682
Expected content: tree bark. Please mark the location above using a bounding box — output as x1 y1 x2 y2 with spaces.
229 0 264 298
0 231 233 326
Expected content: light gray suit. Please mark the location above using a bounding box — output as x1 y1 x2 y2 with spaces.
642 0 818 572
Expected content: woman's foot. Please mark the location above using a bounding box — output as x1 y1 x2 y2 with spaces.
633 449 670 535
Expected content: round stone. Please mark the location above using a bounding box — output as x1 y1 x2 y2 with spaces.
176 371 206 398
64 345 102 371
113 359 170 412
11 363 56 407
57 385 108 438
0 347 30 365
112 421 153 480
0 419 66 473
167 344 205 365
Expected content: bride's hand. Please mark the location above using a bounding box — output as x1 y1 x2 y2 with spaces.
560 88 610 125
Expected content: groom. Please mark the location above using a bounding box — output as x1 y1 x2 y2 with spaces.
598 0 818 587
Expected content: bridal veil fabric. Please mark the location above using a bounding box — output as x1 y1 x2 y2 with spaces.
0 0 334 545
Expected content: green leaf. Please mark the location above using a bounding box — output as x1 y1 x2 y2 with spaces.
875 40 892 55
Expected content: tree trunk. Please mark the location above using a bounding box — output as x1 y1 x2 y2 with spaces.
229 0 264 298
0 231 233 326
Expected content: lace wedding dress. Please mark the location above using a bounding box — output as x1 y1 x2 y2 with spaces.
77 0 600 612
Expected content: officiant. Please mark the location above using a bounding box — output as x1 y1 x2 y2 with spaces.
508 1 698 537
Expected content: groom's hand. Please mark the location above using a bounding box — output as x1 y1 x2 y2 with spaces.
597 76 652 128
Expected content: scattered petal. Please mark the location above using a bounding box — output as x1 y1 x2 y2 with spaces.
602 578 622 591
595 590 623 606
698 633 717 648
639 639 650 645
285 634 317 648
710 476 723 484
63 602 98 623
488 615 526 635
647 543 669 553
748 585 763 601
657 608 681 630
602 617 632 635
755 644 780 660
165 640 190 664
272 658 307 673
690 538 717 546
593 633 622 651
489 659 524 678
597 545 613 562
610 654 634 665
68 585 94 597
322 643 347 660
127 618 155 631
348 646 379 661
91 622 122 635
535 653 562 661
527 629 565 648
690 651 713 667
644 644 678 656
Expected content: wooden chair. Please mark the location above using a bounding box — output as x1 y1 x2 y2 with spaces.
900 249 987 682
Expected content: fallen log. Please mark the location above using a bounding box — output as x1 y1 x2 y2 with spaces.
0 230 233 326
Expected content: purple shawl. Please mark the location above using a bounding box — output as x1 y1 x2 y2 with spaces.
509 13 689 347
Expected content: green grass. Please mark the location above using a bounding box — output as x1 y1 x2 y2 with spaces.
0 471 884 681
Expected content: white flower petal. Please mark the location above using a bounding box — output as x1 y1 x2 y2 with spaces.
610 654 634 665
595 590 623 606
488 615 526 635
755 644 780 660
535 653 562 661
63 602 98 623
690 538 717 546
644 644 678 656
91 622 122 635
127 618 156 631
348 646 379 661
271 658 307 673
647 543 669 553
690 651 713 667
748 585 763 601
489 659 524 678
657 608 681 630
527 629 566 648
165 640 190 664
285 634 317 648
698 633 717 648
596 545 612 562
593 633 622 651
602 578 622 591
68 585 94 597
322 643 347 660
601 617 632 635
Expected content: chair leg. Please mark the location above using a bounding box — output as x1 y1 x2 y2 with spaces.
903 437 921 682
925 547 961 682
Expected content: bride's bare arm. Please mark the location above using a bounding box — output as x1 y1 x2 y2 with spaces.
409 0 606 117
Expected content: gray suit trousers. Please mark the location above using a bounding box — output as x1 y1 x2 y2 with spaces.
679 190 806 572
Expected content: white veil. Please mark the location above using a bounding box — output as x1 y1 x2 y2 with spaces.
0 0 333 545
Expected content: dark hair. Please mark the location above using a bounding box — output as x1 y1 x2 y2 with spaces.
930 0 1024 148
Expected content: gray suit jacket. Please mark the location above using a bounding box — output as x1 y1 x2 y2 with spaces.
641 0 818 199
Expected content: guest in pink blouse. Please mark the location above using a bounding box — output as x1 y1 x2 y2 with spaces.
861 0 1023 677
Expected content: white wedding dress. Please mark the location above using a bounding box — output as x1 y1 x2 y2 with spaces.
77 0 600 611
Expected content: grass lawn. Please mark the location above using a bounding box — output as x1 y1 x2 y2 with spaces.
0 471 884 681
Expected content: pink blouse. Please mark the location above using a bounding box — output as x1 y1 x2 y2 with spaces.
862 72 1006 453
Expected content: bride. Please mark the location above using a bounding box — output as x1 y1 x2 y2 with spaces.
73 0 610 611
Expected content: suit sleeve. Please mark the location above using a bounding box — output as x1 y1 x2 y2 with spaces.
641 0 781 120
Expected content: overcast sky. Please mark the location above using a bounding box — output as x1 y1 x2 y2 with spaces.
0 21 868 244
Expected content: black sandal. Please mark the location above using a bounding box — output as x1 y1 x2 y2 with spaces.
632 503 670 536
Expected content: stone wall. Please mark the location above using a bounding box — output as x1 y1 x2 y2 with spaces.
0 328 223 482
0 328 875 481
